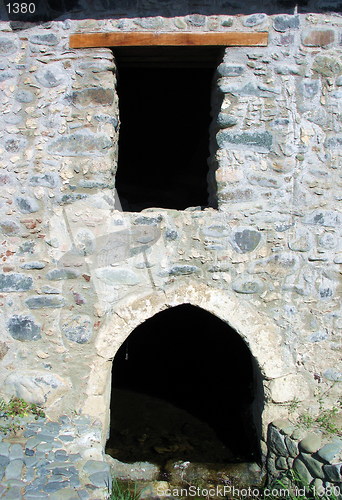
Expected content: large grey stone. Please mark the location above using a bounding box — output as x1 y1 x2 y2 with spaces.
308 331 328 343
299 79 320 99
9 444 23 460
83 460 110 474
26 296 65 309
217 113 237 128
217 130 272 153
78 179 111 189
25 436 41 450
232 229 261 253
217 64 245 77
88 471 111 488
0 37 17 55
288 229 311 252
232 276 264 294
243 13 267 27
325 135 342 149
169 265 200 276
5 138 26 152
43 481 70 492
313 55 342 77
248 173 280 188
275 65 301 76
36 70 63 88
323 369 342 381
5 459 23 480
0 456 9 467
46 268 80 281
94 114 118 129
4 113 22 125
16 196 39 214
268 425 288 456
323 464 342 482
7 315 41 341
203 225 230 238
221 18 233 27
35 68 65 88
50 487 82 500
134 215 163 225
18 240 35 254
0 71 15 82
186 14 205 26
219 188 253 203
317 440 342 462
304 210 341 227
0 443 10 456
293 457 312 484
0 273 33 292
29 34 59 45
218 81 280 98
29 173 58 188
21 262 46 270
275 456 287 470
299 434 322 453
68 88 114 107
300 453 324 479
51 465 77 476
4 371 67 405
134 17 164 29
0 220 20 235
41 285 60 294
106 457 159 481
251 252 299 276
62 315 93 344
59 193 88 205
49 133 113 157
273 15 300 32
15 90 34 103
2 486 22 499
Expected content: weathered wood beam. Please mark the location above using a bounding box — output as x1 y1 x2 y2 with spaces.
69 32 268 48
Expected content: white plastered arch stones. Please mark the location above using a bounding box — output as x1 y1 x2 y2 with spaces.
83 281 308 444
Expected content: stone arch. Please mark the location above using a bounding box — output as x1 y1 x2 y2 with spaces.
84 282 300 447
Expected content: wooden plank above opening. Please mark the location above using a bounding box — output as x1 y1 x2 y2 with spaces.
69 31 268 49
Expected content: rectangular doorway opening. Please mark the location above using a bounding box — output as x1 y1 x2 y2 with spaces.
113 46 223 212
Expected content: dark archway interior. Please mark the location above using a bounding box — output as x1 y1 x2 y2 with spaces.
114 47 222 212
106 304 263 466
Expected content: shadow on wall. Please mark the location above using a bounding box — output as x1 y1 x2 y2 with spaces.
2 0 342 23
106 304 264 465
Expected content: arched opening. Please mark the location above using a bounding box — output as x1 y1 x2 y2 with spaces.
106 304 263 466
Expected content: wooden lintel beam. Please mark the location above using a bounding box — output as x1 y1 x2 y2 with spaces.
69 32 268 49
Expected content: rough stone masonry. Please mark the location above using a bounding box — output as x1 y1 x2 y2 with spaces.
0 0 341 496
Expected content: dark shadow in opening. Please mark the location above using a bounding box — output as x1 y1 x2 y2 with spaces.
114 47 223 212
106 304 264 466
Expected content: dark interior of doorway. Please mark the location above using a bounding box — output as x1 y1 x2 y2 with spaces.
106 304 262 466
114 47 222 212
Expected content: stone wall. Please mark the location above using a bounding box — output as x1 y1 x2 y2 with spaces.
267 420 342 494
0 1 341 466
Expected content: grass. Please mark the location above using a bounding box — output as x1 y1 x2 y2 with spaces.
287 385 341 437
0 396 45 434
110 479 141 500
264 470 340 500
108 473 341 500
